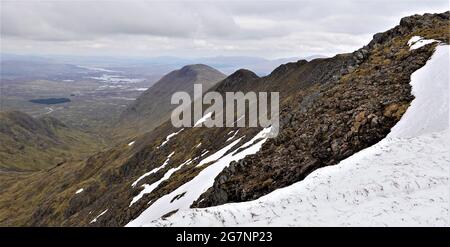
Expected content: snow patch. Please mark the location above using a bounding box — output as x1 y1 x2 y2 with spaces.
194 112 212 127
200 150 209 157
75 188 84 194
127 127 273 226
408 36 439 50
130 158 193 206
158 129 184 148
390 45 449 137
240 126 272 149
225 130 239 142
128 141 135 146
90 209 108 224
196 138 242 168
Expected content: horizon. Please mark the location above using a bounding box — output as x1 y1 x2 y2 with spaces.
0 52 311 62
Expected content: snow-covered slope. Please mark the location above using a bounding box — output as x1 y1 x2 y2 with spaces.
134 44 449 227
127 127 273 226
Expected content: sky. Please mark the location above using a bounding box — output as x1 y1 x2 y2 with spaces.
1 0 448 59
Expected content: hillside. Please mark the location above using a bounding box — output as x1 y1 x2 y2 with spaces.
0 111 104 171
0 12 447 226
117 64 226 137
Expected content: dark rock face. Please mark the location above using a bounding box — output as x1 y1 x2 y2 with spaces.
194 12 449 208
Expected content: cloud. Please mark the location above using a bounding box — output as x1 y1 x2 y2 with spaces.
1 0 448 58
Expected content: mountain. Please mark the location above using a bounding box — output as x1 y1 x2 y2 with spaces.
117 64 226 137
194 12 449 208
0 12 448 226
0 111 103 171
149 42 450 227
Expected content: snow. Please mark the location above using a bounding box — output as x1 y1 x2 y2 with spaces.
127 127 273 226
131 151 175 187
75 188 84 194
195 143 202 148
390 45 448 137
240 126 272 149
128 141 135 146
225 130 239 142
194 112 212 127
196 138 242 167
130 158 193 206
90 209 108 224
408 36 439 50
150 131 450 227
138 44 450 227
158 129 184 148
407 36 422 46
200 150 209 157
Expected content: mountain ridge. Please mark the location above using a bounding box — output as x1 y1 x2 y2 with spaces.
116 64 226 138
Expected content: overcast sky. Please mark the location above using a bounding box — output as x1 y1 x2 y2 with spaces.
1 0 448 59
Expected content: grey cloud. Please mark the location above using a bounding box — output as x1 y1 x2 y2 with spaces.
1 0 448 58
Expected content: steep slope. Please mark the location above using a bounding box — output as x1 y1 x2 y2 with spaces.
0 111 104 171
0 12 447 227
127 12 449 225
194 12 449 207
117 64 226 137
141 42 450 227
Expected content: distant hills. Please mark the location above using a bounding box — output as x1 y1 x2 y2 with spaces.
1 53 326 76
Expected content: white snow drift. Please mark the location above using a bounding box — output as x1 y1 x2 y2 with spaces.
131 151 175 188
127 127 273 226
408 36 439 50
158 129 184 148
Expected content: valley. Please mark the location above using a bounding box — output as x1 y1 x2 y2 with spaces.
0 62 156 132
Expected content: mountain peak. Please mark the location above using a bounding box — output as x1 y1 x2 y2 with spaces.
230 69 259 79
118 64 226 136
179 64 223 75
213 68 259 92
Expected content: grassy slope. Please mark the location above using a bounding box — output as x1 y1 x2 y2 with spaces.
0 111 105 171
